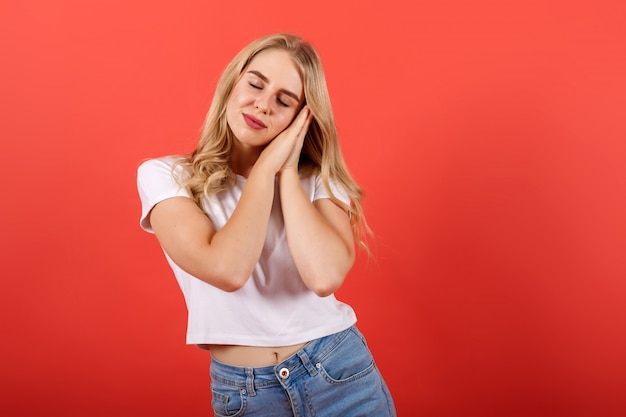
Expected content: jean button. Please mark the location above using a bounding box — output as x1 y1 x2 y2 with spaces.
279 367 290 379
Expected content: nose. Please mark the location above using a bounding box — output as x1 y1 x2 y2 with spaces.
255 94 271 113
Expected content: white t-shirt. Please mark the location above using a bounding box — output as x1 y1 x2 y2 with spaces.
137 157 357 346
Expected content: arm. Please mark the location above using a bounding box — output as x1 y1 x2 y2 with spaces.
149 165 276 292
278 171 356 297
148 108 312 292
277 108 355 296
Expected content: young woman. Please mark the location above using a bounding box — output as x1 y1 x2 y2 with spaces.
137 33 396 417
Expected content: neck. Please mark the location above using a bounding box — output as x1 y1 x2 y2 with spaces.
230 142 263 178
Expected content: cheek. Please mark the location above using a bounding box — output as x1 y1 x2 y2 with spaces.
274 112 297 132
228 82 249 107
225 89 245 124
227 89 242 109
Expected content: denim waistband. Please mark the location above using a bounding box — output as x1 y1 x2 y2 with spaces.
210 325 357 392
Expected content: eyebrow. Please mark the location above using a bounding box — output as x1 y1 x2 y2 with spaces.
247 70 302 102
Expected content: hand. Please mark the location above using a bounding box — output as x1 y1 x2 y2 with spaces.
281 106 312 173
254 106 312 175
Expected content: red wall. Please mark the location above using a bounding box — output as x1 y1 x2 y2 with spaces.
2 1 625 416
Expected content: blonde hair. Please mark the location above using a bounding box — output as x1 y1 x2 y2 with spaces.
177 33 371 251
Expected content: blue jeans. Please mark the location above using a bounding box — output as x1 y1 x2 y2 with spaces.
209 326 396 417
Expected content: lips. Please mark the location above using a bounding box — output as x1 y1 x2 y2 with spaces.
242 113 266 130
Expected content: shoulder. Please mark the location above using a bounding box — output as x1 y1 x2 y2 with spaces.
301 172 351 206
137 155 192 200
137 155 192 188
137 156 191 232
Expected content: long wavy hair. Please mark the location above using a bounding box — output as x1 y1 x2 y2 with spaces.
176 33 371 251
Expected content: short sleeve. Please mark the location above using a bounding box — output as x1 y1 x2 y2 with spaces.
313 175 351 206
137 157 191 233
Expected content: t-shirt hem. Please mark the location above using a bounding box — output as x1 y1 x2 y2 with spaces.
184 318 357 347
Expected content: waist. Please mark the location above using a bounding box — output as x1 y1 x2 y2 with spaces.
210 326 358 381
206 342 309 367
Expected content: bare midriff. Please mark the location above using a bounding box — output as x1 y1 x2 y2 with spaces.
204 342 309 367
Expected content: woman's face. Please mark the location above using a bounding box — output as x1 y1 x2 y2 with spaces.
226 49 304 149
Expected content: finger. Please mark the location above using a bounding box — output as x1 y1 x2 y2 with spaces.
272 107 310 150
295 105 310 126
294 107 311 137
294 111 311 153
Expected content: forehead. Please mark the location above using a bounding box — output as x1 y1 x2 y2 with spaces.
246 49 303 98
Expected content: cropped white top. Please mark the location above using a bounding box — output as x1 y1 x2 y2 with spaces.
137 157 357 346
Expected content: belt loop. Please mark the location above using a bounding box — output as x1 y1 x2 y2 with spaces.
297 350 318 377
245 367 256 396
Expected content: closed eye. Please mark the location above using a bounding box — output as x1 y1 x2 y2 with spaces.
246 70 302 104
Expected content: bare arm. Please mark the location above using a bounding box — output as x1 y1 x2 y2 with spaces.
277 108 355 296
148 108 312 292
278 170 356 297
149 165 276 292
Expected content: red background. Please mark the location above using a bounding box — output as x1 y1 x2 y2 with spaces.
2 1 625 416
